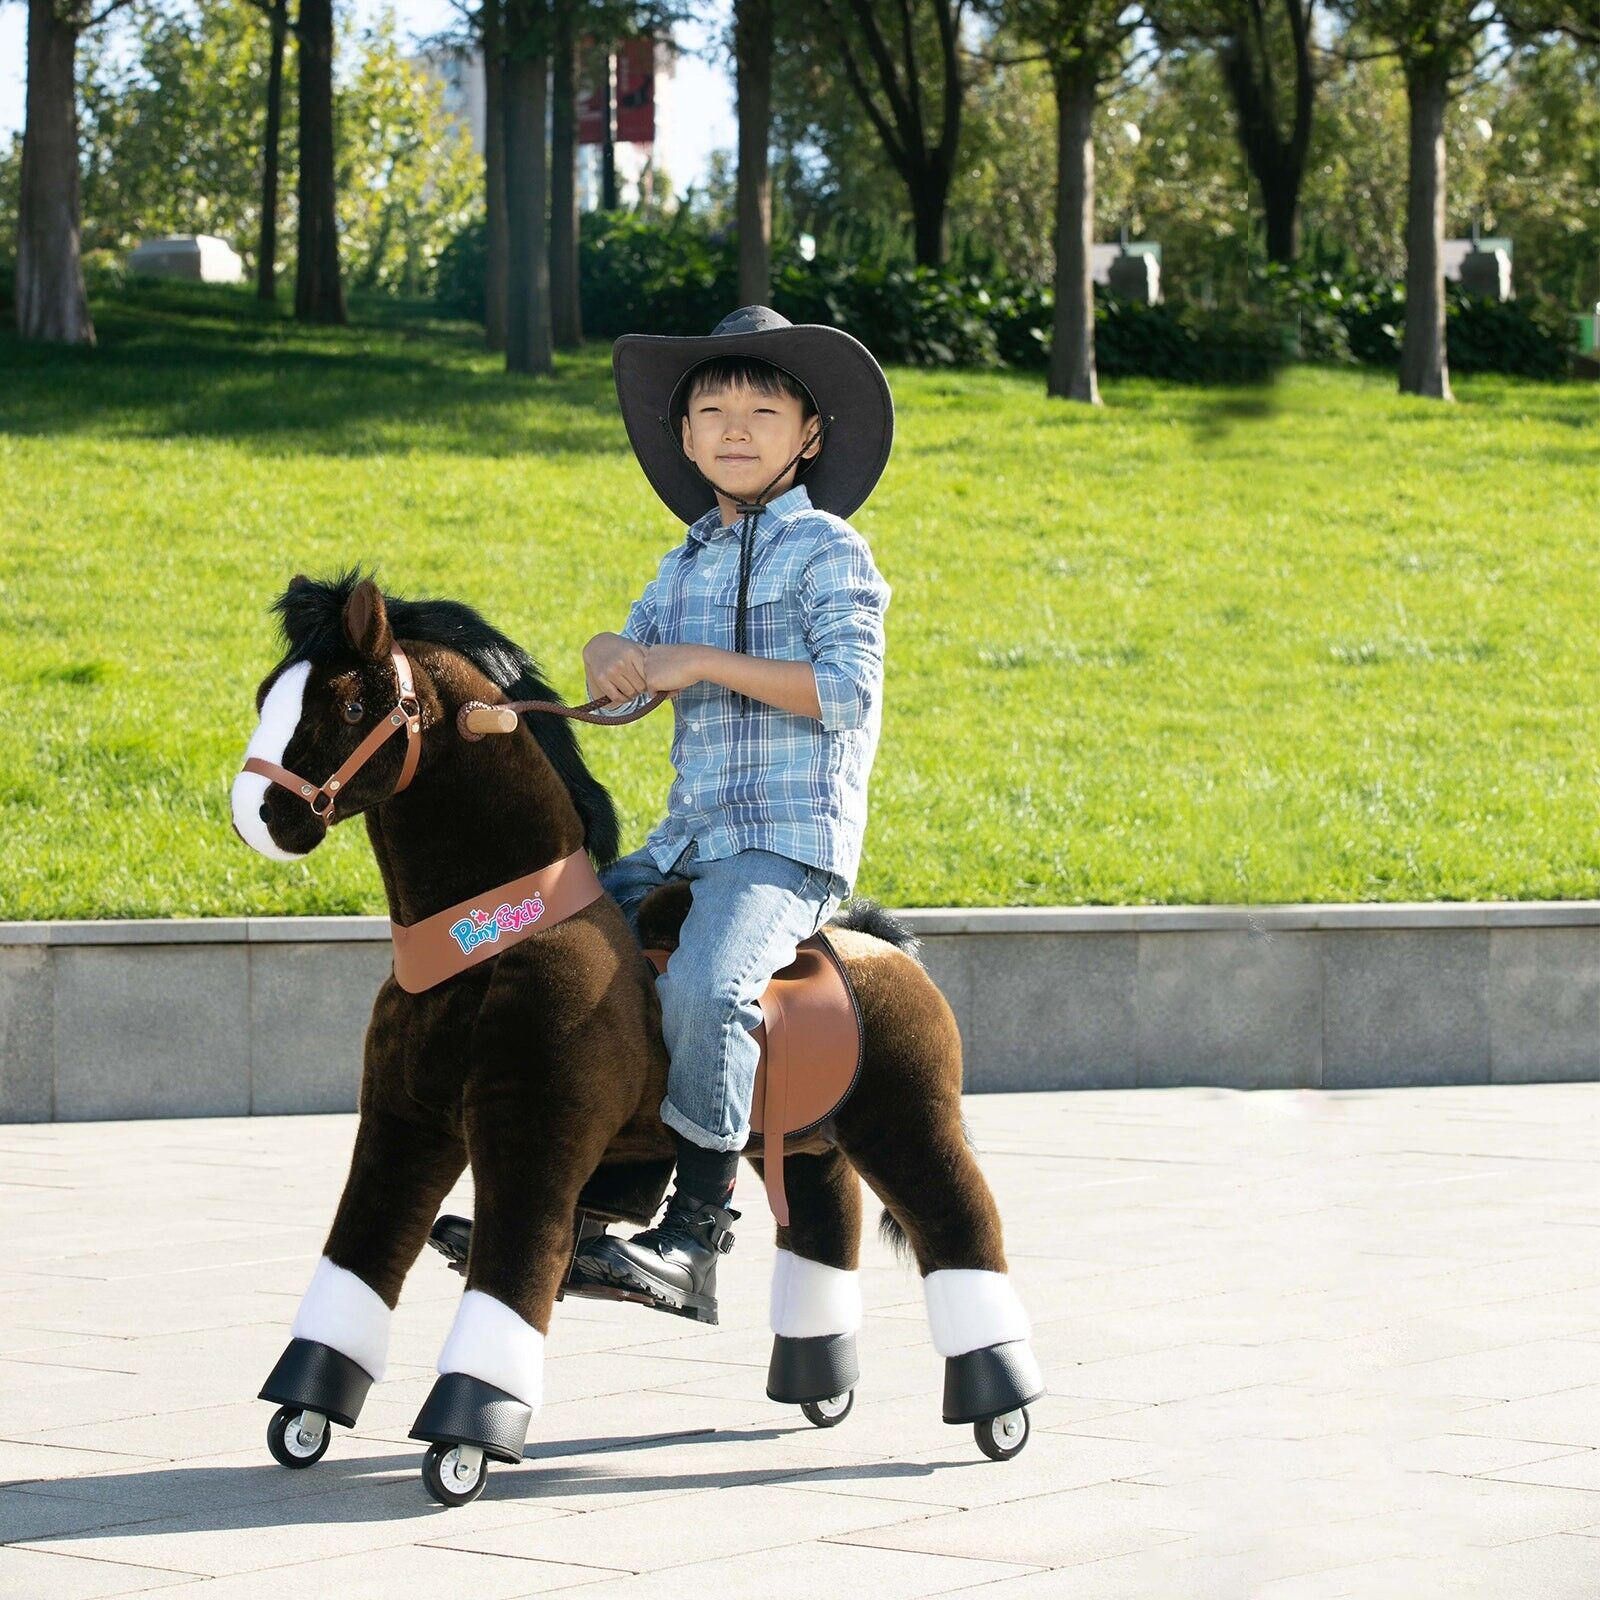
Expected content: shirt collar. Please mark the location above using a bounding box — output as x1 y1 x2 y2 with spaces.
687 482 812 544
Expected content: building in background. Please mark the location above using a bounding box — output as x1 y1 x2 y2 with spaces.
416 35 681 210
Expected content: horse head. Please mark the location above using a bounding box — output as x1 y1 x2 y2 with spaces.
230 570 619 873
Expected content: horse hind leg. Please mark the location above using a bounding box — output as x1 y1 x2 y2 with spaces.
833 980 1045 1443
748 1145 864 1424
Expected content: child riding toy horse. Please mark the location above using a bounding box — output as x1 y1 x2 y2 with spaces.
231 571 1043 1504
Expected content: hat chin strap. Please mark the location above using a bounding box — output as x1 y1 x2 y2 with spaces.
658 413 834 718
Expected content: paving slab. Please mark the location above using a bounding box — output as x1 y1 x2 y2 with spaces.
2 1086 1600 1598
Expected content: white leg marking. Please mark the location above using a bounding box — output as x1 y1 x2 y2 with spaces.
770 1248 863 1339
438 1290 545 1412
231 659 312 861
290 1255 390 1381
923 1268 1032 1358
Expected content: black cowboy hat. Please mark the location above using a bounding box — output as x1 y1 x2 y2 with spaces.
612 305 894 525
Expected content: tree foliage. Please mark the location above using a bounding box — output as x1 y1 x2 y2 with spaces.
0 0 480 298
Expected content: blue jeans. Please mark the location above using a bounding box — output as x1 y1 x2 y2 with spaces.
600 838 847 1153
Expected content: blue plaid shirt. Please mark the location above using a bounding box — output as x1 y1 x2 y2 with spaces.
615 481 890 897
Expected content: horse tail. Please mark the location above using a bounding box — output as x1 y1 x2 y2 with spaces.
827 898 923 966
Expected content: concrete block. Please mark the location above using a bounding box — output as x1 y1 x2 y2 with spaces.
965 932 1137 1091
248 942 392 1114
1489 927 1600 1083
1323 929 1490 1088
914 933 974 1069
52 944 250 1120
0 945 53 1121
1135 928 1321 1089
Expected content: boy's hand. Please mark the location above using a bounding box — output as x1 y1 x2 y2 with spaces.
642 644 710 695
583 632 649 705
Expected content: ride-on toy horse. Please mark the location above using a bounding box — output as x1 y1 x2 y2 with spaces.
231 572 1043 1505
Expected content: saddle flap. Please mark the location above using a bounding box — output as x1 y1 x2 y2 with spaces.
639 931 863 1149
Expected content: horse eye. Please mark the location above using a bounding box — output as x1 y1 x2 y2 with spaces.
343 701 364 724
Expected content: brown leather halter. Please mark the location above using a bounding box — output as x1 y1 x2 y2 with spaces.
243 648 423 823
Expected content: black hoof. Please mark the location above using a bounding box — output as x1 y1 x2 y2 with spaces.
259 1338 374 1429
409 1371 532 1466
767 1331 861 1405
942 1340 1045 1425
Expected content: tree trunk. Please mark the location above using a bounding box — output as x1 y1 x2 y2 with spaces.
483 0 509 350
549 0 582 347
1048 60 1098 404
600 51 617 210
735 0 772 306
503 2 552 375
908 168 948 268
294 0 346 324
17 0 93 345
1216 0 1315 268
1261 175 1300 264
258 0 288 303
1400 60 1452 400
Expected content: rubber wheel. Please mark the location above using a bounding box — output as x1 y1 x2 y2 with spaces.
266 1405 330 1469
974 1406 1030 1461
422 1442 488 1506
801 1390 854 1429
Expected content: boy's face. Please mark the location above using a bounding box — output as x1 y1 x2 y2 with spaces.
680 378 820 508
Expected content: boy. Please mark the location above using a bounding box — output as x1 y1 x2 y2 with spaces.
566 304 895 1323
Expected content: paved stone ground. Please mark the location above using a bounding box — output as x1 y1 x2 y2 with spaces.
2 1086 1600 1598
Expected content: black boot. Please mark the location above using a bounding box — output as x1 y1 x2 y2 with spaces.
568 1189 739 1325
427 1211 613 1303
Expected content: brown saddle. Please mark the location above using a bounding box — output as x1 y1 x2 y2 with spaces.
640 929 863 1227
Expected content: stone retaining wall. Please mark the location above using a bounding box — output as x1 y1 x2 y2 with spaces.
2 904 1597 1121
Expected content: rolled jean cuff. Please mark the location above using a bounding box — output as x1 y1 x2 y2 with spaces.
660 1096 749 1155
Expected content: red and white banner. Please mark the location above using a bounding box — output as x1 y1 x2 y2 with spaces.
577 38 656 146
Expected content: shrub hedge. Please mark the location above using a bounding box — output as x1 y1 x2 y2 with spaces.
436 212 1575 381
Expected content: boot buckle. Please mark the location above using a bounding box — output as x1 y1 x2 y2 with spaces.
715 1231 736 1255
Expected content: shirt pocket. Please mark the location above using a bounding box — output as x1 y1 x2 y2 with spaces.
711 569 804 660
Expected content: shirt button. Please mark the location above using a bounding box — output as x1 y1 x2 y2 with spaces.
691 720 701 731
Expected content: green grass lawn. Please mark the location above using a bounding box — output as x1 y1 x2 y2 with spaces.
1 279 1596 918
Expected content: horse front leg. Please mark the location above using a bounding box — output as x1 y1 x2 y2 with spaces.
260 1089 467 1469
409 1043 625 1504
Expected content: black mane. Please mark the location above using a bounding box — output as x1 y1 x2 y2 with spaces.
272 568 621 867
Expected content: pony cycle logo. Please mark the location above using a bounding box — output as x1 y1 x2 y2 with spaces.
449 894 545 955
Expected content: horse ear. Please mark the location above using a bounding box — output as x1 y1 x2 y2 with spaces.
343 578 393 660
287 572 310 592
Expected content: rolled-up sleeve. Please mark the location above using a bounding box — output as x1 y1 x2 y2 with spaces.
799 528 890 733
619 576 661 647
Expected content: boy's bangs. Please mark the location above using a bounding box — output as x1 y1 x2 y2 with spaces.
679 355 818 419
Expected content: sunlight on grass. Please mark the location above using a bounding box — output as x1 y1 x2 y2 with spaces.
1 282 1596 916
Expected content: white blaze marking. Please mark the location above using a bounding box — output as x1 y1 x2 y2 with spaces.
231 659 313 861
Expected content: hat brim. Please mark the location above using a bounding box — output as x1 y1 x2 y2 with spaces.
613 323 894 525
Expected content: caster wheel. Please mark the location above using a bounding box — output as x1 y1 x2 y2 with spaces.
801 1390 854 1429
267 1405 330 1469
974 1406 1030 1462
422 1442 488 1506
